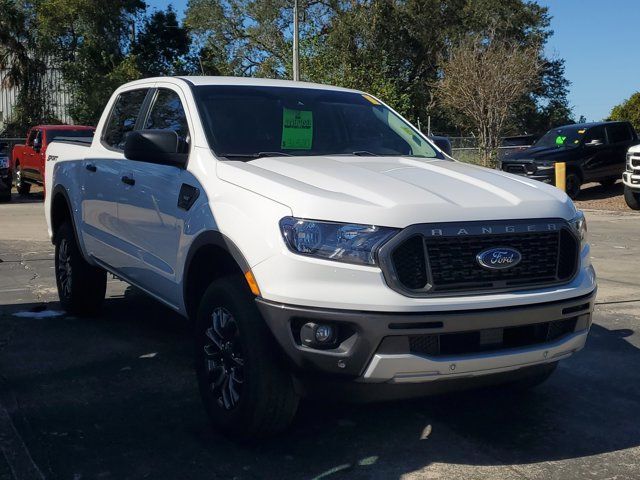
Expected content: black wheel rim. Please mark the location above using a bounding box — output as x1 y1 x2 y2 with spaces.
57 238 72 298
203 307 244 411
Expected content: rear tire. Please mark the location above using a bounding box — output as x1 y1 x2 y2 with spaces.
14 163 31 196
195 275 299 440
565 172 581 199
624 185 640 210
55 222 107 316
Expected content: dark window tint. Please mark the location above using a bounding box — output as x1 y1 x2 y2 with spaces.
47 130 94 142
103 89 148 150
193 86 440 159
584 126 607 145
606 123 632 144
27 129 37 146
145 89 190 142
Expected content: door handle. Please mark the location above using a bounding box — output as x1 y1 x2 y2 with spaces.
85 164 97 172
121 175 135 186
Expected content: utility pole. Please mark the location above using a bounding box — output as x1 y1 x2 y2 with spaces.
293 0 300 81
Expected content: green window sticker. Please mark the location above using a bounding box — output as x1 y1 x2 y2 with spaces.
555 135 567 146
281 108 313 150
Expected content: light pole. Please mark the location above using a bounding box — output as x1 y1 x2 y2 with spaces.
293 0 300 81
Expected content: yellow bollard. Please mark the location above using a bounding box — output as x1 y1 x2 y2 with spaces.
555 162 566 191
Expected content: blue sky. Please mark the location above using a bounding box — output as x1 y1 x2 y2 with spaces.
147 0 640 122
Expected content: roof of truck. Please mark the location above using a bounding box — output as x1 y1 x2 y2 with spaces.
120 75 361 93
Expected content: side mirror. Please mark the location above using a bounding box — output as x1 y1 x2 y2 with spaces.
585 138 604 147
429 135 453 156
124 130 187 167
33 138 41 152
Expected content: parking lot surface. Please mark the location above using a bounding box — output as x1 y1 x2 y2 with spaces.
1 194 639 480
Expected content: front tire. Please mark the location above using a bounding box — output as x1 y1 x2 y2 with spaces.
624 185 640 210
565 172 581 199
55 222 107 315
14 163 31 196
195 276 299 440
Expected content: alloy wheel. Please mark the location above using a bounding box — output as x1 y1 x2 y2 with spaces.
203 307 245 410
57 238 73 299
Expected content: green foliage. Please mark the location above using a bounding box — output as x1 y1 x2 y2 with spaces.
609 92 640 132
131 7 192 77
0 0 60 135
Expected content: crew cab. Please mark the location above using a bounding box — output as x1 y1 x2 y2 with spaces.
12 125 94 196
500 121 639 199
44 77 596 440
623 144 640 209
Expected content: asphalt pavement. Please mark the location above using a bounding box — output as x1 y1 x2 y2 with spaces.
1 193 639 480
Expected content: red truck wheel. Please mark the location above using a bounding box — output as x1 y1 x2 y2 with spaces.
14 163 31 196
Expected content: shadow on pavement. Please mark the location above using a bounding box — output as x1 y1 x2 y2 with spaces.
1 289 639 479
577 181 623 201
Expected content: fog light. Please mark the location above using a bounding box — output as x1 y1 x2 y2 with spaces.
315 324 334 343
300 322 336 348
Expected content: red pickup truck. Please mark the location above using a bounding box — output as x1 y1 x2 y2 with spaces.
11 125 95 196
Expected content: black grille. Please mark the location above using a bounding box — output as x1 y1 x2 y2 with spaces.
388 226 579 294
409 317 578 356
391 235 427 289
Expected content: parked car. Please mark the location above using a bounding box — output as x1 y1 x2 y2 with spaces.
11 125 95 196
623 144 640 209
500 121 639 199
45 77 595 440
0 142 11 202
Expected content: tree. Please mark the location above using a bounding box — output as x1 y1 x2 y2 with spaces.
0 0 58 135
131 6 192 77
609 93 640 132
35 0 146 125
435 33 541 167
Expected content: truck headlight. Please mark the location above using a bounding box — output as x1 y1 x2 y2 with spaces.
569 211 587 249
279 217 399 266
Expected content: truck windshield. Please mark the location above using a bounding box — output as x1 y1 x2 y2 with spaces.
47 130 95 142
534 126 584 149
193 85 442 159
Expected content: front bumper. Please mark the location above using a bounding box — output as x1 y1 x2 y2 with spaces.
500 162 555 184
622 171 640 189
257 288 596 383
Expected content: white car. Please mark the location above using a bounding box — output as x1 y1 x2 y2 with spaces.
44 76 596 439
623 144 640 209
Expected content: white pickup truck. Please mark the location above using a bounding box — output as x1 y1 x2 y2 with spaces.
624 144 640 209
45 76 596 439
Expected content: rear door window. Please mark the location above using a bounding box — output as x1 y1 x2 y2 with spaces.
606 124 632 144
144 89 190 151
102 89 149 150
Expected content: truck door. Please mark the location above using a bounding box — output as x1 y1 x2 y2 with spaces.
116 87 196 307
605 123 634 178
24 129 40 178
81 88 150 269
581 125 611 181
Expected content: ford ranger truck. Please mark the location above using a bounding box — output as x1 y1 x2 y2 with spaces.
12 125 94 196
623 144 640 209
44 77 596 440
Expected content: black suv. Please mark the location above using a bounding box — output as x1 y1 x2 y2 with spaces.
500 121 639 199
0 142 11 202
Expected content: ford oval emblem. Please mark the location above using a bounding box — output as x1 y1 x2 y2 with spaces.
476 247 522 270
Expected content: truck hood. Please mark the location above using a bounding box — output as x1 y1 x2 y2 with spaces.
217 156 576 227
503 146 575 161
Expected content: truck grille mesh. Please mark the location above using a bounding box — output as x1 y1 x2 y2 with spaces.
388 226 579 294
408 317 578 356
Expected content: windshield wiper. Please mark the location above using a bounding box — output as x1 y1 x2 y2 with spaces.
219 151 293 159
351 151 380 156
